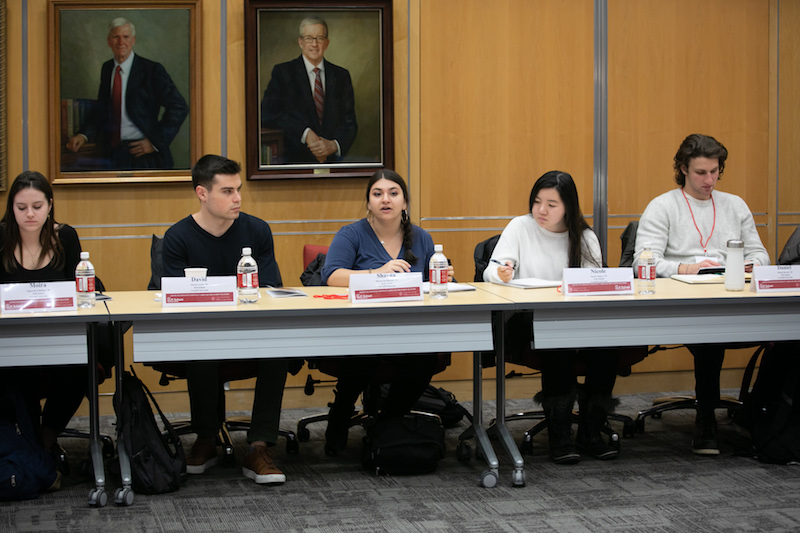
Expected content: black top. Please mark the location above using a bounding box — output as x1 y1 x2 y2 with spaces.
0 224 82 282
162 213 282 287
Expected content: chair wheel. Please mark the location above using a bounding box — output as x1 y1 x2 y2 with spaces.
456 441 471 462
519 437 534 455
114 487 135 506
623 422 636 438
480 470 498 488
286 438 300 454
102 437 115 459
88 488 108 507
297 427 310 442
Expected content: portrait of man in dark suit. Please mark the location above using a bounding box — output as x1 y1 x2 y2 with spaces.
65 17 189 171
260 16 358 165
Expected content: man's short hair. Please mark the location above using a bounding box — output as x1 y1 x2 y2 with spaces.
108 17 136 37
673 133 728 186
299 16 328 38
192 155 241 190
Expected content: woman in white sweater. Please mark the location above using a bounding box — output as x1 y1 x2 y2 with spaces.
485 171 620 465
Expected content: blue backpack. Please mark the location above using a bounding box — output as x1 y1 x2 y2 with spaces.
0 391 58 501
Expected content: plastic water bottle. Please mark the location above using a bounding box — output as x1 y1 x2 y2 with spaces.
237 247 259 304
75 251 96 308
429 244 449 299
637 245 656 295
724 239 745 291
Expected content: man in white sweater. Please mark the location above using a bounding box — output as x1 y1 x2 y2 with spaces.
635 134 769 455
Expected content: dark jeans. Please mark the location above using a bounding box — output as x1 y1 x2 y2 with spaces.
540 348 619 399
1 365 87 437
187 358 288 444
328 353 438 419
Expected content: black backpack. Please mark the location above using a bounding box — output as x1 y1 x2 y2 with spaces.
114 368 186 494
0 390 58 501
361 413 446 476
380 384 472 428
737 341 800 464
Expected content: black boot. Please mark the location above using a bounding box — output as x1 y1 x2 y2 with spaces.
576 393 620 460
538 392 580 465
325 389 357 456
692 410 719 455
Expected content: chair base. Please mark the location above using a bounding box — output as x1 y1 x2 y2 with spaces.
634 394 742 433
487 409 632 455
171 416 299 464
296 408 364 442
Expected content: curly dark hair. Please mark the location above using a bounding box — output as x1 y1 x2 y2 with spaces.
673 134 728 186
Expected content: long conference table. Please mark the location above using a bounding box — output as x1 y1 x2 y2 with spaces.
6 279 800 504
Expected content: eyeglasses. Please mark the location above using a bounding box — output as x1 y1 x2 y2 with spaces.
301 36 328 44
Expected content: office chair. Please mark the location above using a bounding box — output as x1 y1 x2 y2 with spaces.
146 235 299 462
295 244 452 445
620 221 767 432
476 234 648 454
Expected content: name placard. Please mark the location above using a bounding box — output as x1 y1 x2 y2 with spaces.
750 265 800 293
1 281 77 314
561 268 634 296
349 272 423 303
161 276 238 307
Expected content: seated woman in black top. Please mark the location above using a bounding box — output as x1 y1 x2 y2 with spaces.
0 171 87 457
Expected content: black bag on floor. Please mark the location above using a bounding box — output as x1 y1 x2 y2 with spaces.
362 414 446 476
737 341 800 464
378 384 472 428
114 368 186 494
0 391 58 501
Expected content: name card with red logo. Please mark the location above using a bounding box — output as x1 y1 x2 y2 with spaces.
1 281 77 314
161 276 238 307
561 268 634 296
750 265 800 293
349 272 423 304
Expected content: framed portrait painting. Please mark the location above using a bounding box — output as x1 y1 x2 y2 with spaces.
48 0 201 184
245 0 393 180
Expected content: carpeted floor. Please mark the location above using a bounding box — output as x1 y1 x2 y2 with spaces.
2 390 800 533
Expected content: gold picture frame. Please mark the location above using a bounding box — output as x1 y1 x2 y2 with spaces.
48 0 201 184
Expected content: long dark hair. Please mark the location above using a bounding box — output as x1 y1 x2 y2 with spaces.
528 171 599 268
365 169 418 264
1 171 64 272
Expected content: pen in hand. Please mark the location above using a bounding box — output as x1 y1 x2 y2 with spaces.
490 259 514 269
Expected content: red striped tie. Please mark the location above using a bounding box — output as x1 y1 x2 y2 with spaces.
313 67 324 123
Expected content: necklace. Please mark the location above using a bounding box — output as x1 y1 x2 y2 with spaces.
682 188 716 255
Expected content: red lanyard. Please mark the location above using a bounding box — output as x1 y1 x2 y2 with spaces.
682 189 716 254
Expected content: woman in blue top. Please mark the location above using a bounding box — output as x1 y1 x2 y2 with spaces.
321 169 453 455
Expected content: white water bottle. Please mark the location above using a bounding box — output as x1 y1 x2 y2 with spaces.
429 244 449 299
75 251 96 308
637 245 656 295
237 247 259 304
724 239 745 291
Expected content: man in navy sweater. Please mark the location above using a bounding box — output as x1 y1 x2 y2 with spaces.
162 154 287 484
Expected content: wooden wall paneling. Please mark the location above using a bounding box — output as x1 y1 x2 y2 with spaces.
778 0 800 224
608 0 770 242
418 0 594 221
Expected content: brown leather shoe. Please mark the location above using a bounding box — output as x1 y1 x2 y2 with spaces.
186 437 218 474
242 445 286 484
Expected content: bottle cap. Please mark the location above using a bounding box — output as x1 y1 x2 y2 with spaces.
434 244 443 252
726 240 744 249
242 247 252 255
80 251 89 260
